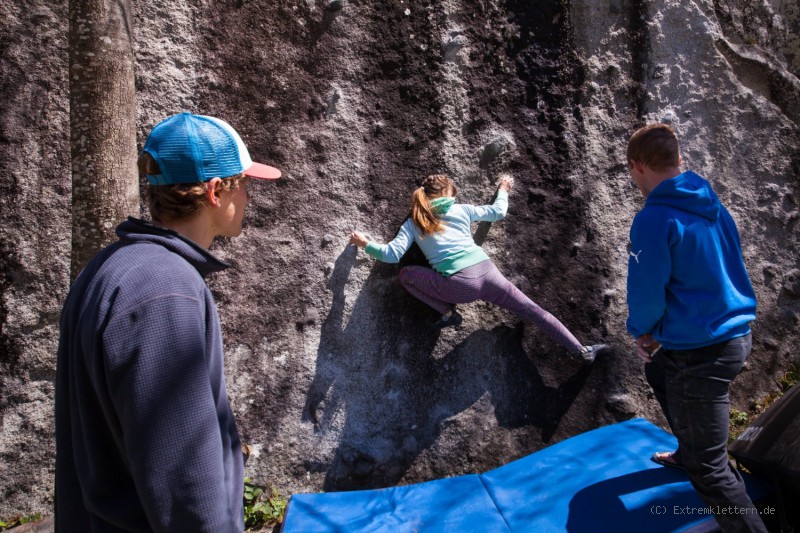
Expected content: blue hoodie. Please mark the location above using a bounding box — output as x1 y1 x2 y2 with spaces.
626 171 756 350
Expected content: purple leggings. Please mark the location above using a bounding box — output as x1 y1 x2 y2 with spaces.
398 260 583 353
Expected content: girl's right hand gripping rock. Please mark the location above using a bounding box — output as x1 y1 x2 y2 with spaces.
349 231 369 248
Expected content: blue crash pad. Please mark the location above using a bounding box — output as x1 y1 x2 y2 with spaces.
286 473 509 533
283 419 772 532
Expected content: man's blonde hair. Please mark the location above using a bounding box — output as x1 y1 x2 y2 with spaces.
139 152 247 222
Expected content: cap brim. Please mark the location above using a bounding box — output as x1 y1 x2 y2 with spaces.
244 162 281 180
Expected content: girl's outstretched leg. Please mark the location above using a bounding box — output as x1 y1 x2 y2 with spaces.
479 262 586 354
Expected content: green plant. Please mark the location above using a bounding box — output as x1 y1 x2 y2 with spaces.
729 407 750 427
779 364 800 392
243 477 287 531
729 407 750 440
731 363 800 441
749 391 778 415
0 513 42 531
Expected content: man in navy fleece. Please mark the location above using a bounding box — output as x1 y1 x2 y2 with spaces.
625 123 767 532
55 113 280 532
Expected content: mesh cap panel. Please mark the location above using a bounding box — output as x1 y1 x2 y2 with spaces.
143 113 247 185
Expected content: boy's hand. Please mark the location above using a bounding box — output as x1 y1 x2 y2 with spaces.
349 231 369 248
636 334 661 363
498 175 514 192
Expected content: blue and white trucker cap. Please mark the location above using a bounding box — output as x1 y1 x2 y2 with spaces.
142 112 281 184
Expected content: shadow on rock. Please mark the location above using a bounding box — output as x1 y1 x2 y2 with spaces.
303 246 592 492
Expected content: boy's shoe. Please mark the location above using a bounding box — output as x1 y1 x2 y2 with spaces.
433 311 463 329
650 451 685 470
575 343 608 365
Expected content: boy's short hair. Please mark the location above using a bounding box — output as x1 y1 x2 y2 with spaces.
146 175 247 223
140 151 247 222
627 123 680 171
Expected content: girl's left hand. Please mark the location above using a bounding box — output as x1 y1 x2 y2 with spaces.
349 231 369 248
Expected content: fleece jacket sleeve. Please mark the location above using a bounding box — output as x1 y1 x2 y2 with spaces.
365 219 415 263
102 293 240 532
465 190 509 222
626 208 673 339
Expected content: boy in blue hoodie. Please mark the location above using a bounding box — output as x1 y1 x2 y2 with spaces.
626 124 766 532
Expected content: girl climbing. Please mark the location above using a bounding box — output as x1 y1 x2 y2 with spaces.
349 174 606 364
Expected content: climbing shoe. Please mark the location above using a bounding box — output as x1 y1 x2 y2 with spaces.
433 311 463 329
575 343 608 365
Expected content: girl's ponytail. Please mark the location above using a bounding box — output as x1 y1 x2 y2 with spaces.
411 186 442 235
410 174 457 235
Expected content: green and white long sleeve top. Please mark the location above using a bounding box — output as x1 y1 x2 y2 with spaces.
365 191 509 276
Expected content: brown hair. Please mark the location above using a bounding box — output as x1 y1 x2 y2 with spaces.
411 174 457 235
139 153 247 222
627 123 680 171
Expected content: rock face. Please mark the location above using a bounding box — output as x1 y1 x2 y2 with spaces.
1 0 798 518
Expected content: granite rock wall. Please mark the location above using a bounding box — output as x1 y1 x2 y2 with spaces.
1 0 798 517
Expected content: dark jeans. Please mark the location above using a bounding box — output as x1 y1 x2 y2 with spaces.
645 334 768 533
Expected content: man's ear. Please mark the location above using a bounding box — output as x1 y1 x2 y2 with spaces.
205 178 223 207
632 160 647 174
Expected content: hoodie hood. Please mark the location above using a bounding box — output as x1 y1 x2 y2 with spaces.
645 171 721 222
430 196 455 215
115 217 230 277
